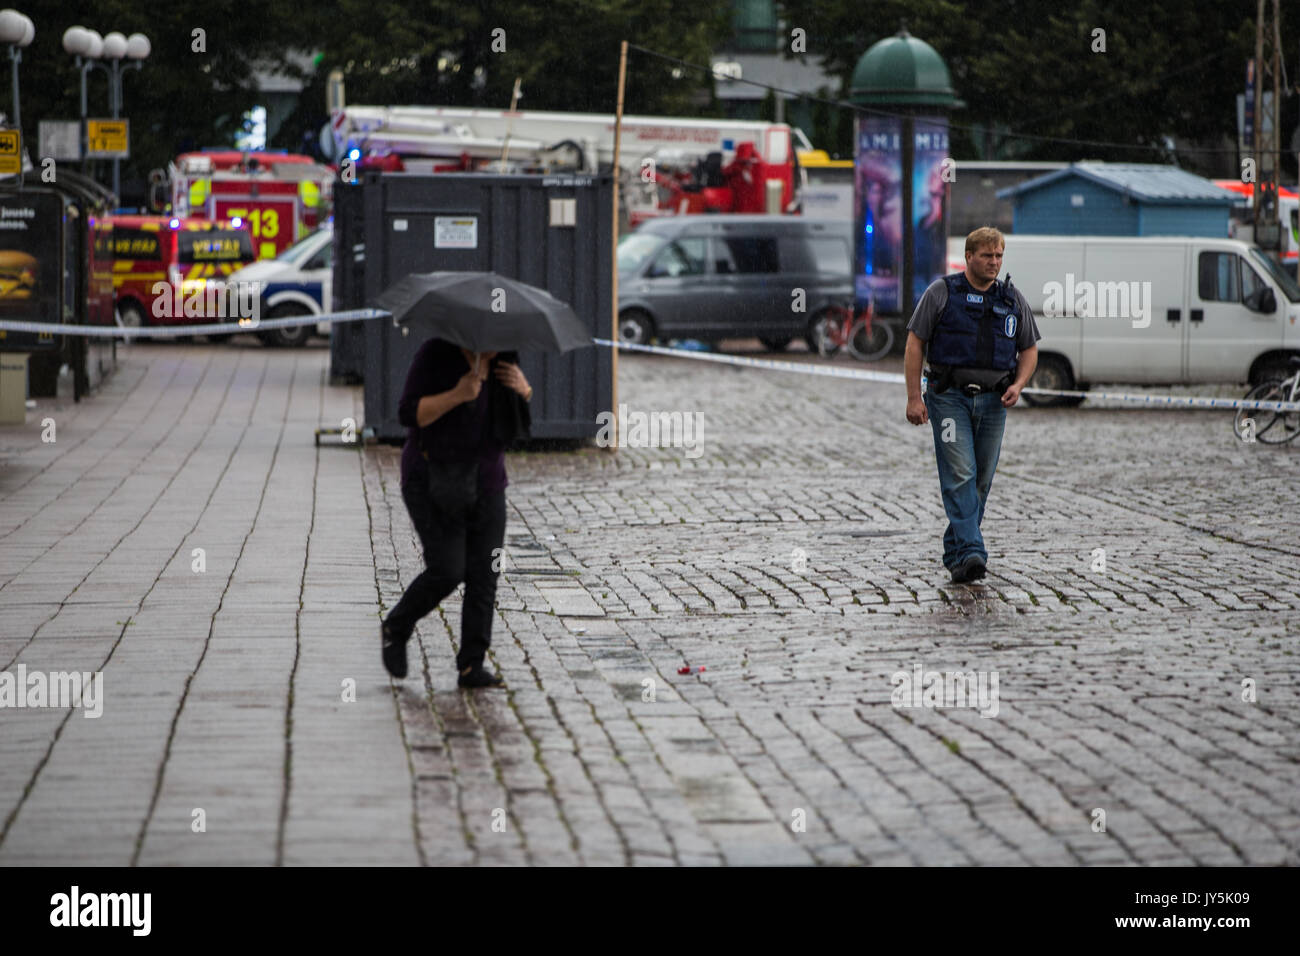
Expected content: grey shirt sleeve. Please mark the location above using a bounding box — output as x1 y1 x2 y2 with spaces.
1013 288 1042 350
906 279 949 342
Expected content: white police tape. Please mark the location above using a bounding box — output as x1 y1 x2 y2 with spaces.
3 313 1295 414
0 309 388 340
596 338 1300 413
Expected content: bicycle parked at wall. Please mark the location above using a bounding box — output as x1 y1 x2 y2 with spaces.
808 298 894 362
1233 355 1300 444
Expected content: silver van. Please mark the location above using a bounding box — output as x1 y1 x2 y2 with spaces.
616 215 853 350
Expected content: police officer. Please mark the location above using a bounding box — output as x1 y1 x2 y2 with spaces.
904 227 1040 583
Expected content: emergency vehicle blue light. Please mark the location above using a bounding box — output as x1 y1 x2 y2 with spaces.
865 224 873 234
348 148 361 161
169 218 180 229
231 217 243 228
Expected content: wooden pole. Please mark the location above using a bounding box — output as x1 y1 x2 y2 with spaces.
609 40 628 451
500 77 522 169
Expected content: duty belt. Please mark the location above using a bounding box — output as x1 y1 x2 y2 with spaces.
927 366 1012 396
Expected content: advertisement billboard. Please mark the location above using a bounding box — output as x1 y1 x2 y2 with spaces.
855 115 902 312
912 118 950 302
0 193 62 350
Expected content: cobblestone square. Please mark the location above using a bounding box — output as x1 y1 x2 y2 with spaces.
1 341 1297 866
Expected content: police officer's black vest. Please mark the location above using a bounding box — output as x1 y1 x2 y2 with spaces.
928 272 1020 372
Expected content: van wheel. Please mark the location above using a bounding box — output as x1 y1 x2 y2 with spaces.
759 336 792 352
1024 354 1083 407
263 305 313 347
117 302 146 342
619 310 654 346
1251 357 1295 386
805 310 840 355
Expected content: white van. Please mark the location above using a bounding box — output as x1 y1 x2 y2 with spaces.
995 235 1300 404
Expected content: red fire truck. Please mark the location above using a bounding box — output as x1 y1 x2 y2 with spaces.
103 215 258 329
327 92 812 226
153 150 334 260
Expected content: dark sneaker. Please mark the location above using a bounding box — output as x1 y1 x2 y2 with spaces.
381 622 409 679
950 556 985 584
458 665 504 689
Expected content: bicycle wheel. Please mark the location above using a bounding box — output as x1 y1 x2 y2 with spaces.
1235 380 1300 445
846 317 894 362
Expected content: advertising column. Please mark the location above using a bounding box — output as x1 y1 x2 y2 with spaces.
854 114 950 317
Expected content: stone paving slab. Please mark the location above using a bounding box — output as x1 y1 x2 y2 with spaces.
1 339 1298 866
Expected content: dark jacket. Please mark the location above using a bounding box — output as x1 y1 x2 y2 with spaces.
396 339 531 491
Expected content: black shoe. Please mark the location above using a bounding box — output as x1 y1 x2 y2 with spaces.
381 622 409 679
950 556 985 584
458 665 504 689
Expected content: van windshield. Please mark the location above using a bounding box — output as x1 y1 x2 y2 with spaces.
617 233 663 274
1248 247 1300 302
278 230 327 266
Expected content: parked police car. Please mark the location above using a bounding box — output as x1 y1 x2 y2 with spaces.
226 227 332 346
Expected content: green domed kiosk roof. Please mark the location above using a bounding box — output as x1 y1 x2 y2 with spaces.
849 28 960 108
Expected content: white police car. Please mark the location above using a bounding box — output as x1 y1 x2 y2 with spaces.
227 227 332 347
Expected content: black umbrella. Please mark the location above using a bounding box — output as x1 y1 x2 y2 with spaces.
375 271 593 353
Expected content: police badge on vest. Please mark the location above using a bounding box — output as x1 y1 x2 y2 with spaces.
926 272 1021 396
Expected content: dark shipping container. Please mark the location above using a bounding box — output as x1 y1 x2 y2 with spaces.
332 171 614 441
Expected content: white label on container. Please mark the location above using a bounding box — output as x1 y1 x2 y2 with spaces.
392 219 408 231
435 216 478 248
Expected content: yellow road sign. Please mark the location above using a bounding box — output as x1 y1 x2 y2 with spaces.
87 120 129 158
0 128 21 175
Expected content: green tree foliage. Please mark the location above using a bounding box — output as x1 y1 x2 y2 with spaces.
274 0 731 158
776 0 1289 176
15 0 303 198
12 0 729 203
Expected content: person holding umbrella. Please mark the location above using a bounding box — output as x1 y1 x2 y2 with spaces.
375 272 592 688
380 340 531 687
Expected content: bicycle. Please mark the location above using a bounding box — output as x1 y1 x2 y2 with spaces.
808 300 894 362
1232 355 1300 444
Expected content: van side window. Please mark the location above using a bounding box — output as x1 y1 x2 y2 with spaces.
647 238 707 278
93 226 112 261
1199 251 1267 304
807 238 851 274
1241 259 1264 302
717 237 779 274
1198 251 1246 302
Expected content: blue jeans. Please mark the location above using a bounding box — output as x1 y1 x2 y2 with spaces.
923 387 1007 570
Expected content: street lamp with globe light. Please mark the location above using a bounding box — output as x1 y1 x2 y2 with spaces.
61 24 148 204
0 9 35 129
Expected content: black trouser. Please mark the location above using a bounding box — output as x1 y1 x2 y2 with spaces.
385 465 506 673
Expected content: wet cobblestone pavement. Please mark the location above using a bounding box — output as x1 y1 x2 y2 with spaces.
2 341 1297 865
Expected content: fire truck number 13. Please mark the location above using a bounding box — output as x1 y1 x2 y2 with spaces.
225 208 279 241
